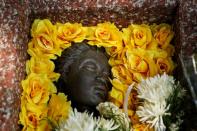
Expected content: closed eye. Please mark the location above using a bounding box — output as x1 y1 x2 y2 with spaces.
79 59 98 72
83 64 97 72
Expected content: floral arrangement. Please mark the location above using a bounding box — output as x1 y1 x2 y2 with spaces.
58 102 130 131
135 73 185 131
19 19 184 131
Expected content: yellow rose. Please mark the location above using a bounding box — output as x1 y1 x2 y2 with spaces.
22 112 50 130
122 27 133 49
128 54 149 73
87 23 123 56
26 112 39 129
56 23 87 49
133 123 154 131
26 102 48 119
48 93 71 126
126 48 159 82
108 48 127 66
19 98 29 129
28 19 62 59
19 96 49 130
109 79 128 106
36 119 52 131
19 105 46 130
22 73 57 105
109 57 123 66
105 45 123 57
88 23 122 43
112 65 133 85
156 57 175 74
31 19 53 37
165 44 175 57
132 24 152 48
109 89 123 107
152 23 174 49
26 57 60 81
146 49 168 59
146 38 158 50
126 49 157 75
132 72 146 82
129 91 138 110
123 24 152 49
130 113 140 125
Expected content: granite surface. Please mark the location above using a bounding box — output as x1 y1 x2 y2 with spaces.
0 0 196 130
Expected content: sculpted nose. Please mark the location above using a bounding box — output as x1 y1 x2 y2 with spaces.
95 73 110 89
96 70 108 81
96 76 106 84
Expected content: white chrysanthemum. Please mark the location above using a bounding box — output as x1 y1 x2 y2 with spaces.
58 108 120 131
58 109 96 131
137 101 170 131
169 123 179 131
96 102 119 118
137 73 174 104
97 102 130 131
136 73 175 131
96 117 119 131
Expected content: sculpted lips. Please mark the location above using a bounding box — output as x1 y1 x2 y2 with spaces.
93 84 107 100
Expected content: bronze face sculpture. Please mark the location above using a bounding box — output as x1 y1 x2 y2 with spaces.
55 42 111 113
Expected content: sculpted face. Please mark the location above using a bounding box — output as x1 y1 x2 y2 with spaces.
57 44 111 112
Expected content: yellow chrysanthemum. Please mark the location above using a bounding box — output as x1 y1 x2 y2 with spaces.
28 19 62 59
22 73 57 105
151 23 174 49
26 57 60 81
48 93 71 126
56 23 87 49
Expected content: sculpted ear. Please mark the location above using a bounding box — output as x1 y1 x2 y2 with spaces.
56 75 70 94
59 65 71 85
